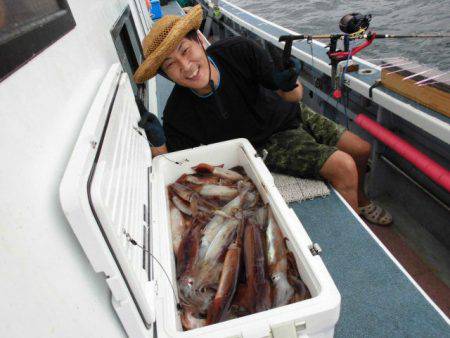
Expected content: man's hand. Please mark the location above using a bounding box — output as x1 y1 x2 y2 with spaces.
135 96 166 147
142 115 166 147
272 57 302 92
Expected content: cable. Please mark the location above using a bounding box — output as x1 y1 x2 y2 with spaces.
147 138 189 165
309 38 337 122
339 44 353 129
123 230 182 311
308 37 321 103
132 126 188 165
310 36 351 128
308 38 334 108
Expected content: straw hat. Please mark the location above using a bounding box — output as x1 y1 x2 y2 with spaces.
133 5 203 83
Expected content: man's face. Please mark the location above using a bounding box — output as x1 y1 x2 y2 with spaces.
160 35 210 91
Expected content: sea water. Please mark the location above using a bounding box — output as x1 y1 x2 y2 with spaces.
228 0 450 71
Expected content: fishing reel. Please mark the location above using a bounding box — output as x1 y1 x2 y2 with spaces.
328 13 373 62
339 13 372 35
326 13 373 99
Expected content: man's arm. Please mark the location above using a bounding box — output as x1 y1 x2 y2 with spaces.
151 144 168 157
229 38 303 102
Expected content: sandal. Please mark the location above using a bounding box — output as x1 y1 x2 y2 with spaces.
359 201 393 226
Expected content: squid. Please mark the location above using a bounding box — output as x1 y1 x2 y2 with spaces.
244 219 271 313
192 163 244 181
266 209 294 308
207 212 245 324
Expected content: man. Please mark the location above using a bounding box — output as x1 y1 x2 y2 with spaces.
134 5 392 225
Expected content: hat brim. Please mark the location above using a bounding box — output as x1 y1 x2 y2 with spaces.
133 5 203 83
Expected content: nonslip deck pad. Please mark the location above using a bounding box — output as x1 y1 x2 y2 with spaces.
272 173 330 203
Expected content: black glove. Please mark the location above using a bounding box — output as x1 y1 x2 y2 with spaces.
272 57 302 92
135 97 166 147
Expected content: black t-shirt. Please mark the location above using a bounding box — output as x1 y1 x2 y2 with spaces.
163 36 300 152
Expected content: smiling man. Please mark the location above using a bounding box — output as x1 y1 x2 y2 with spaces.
133 5 392 225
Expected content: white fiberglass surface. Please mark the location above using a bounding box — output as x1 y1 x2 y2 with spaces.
151 139 329 336
90 74 153 324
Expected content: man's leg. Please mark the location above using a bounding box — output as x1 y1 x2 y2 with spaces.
275 103 392 224
335 131 371 207
262 126 362 210
335 131 392 224
319 150 359 210
299 104 361 209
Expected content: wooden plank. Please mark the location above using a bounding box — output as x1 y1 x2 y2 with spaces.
381 69 450 118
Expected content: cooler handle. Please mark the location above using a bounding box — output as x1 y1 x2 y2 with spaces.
270 320 307 338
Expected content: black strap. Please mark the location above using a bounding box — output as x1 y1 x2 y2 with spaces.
210 79 229 119
369 80 381 98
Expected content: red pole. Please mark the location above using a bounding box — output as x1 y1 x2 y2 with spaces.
355 114 450 192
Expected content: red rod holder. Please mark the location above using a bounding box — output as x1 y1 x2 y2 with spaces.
355 114 450 192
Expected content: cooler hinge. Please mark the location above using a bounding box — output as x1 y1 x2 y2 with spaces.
143 203 148 223
309 243 322 256
270 320 306 338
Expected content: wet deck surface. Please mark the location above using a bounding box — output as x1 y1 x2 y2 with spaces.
292 190 450 336
367 194 450 317
367 221 450 317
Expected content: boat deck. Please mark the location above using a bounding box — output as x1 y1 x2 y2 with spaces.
156 1 450 336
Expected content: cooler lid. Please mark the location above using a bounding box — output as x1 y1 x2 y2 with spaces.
60 64 155 338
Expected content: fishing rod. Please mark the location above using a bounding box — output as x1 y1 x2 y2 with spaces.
279 32 450 67
279 33 450 42
277 13 450 98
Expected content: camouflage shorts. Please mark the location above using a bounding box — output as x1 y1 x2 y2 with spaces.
260 103 346 178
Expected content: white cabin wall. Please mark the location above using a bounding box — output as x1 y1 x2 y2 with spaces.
0 0 152 336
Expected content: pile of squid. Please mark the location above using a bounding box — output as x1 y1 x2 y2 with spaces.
168 163 311 331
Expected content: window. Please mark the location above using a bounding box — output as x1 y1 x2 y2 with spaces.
111 5 147 110
0 0 76 82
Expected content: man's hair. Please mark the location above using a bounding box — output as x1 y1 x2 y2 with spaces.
185 29 199 41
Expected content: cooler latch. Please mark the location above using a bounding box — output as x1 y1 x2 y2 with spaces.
255 148 269 162
270 320 306 338
309 243 322 256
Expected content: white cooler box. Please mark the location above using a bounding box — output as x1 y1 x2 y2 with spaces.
60 64 341 338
